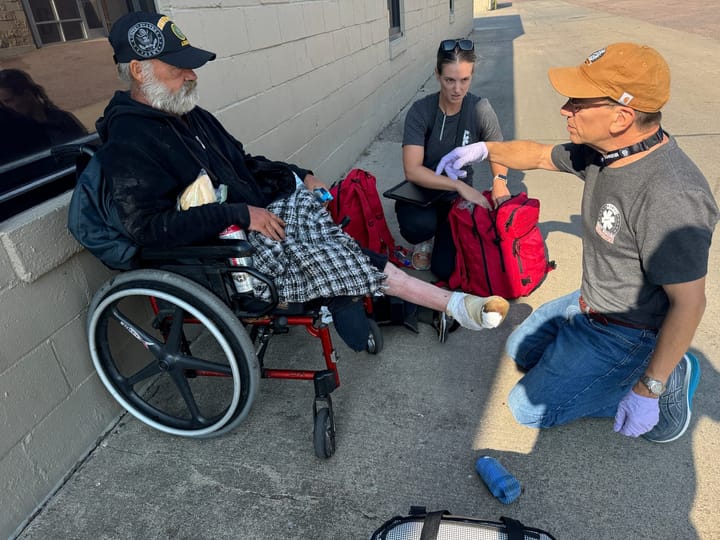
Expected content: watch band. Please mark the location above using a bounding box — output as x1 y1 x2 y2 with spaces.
493 173 508 185
640 374 665 395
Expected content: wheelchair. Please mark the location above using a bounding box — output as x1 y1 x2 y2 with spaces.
67 144 384 459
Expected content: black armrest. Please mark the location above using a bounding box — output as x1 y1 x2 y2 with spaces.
139 240 255 262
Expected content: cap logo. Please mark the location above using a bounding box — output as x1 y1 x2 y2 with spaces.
618 92 634 105
170 23 190 47
585 48 606 65
128 21 165 58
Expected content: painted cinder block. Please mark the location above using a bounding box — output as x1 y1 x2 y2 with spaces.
0 444 47 540
0 342 70 459
23 374 120 488
0 260 89 373
0 193 80 284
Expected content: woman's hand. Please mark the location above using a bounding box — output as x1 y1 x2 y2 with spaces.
455 182 491 209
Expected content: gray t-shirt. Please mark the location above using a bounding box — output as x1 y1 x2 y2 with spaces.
403 92 503 186
552 136 719 328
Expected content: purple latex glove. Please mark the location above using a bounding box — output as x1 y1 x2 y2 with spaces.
434 142 489 180
613 390 660 437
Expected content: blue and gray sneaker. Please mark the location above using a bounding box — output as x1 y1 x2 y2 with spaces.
643 352 701 443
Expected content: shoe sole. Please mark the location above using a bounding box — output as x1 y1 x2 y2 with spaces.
646 352 700 443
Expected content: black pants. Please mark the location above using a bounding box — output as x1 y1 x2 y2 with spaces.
394 200 455 282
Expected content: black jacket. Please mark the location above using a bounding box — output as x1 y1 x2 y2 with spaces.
96 91 310 247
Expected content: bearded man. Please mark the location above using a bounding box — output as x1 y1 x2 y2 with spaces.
96 12 510 351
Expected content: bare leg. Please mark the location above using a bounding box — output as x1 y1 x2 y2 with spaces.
381 263 509 330
382 262 451 311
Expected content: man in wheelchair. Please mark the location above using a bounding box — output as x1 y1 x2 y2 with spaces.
98 11 509 352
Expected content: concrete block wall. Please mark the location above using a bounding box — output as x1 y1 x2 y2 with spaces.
0 193 121 540
166 0 475 183
1 1 474 537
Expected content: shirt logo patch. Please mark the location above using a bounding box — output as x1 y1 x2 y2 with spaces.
128 22 165 58
462 129 470 146
595 202 621 244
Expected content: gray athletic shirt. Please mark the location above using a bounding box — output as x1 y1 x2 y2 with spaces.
403 92 503 186
552 136 719 328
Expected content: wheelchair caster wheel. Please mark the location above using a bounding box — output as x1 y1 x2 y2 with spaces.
313 406 336 459
366 318 384 355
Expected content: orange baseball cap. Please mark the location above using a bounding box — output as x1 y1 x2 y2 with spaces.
548 43 670 113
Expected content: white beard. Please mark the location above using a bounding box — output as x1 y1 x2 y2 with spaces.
139 64 199 115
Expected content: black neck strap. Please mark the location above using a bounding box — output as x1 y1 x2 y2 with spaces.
598 127 665 166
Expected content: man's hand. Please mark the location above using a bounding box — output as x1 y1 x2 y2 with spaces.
455 182 491 209
613 389 660 437
491 182 511 208
248 206 286 241
435 142 489 180
302 173 329 192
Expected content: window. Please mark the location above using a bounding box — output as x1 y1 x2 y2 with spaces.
0 1 157 221
387 0 401 40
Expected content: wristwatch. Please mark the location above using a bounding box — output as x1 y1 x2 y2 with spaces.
640 374 665 396
493 173 508 185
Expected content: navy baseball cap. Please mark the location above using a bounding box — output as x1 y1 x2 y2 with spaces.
109 12 216 69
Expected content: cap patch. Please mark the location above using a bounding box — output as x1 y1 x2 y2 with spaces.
618 92 634 105
585 48 606 65
170 23 189 47
128 22 165 58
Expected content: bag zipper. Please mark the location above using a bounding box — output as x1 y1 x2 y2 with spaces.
504 197 531 232
470 207 495 294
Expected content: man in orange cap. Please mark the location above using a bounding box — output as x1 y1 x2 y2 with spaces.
436 43 719 443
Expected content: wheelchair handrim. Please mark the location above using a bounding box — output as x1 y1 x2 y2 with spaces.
88 288 242 437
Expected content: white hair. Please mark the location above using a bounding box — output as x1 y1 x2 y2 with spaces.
116 60 199 115
116 62 133 87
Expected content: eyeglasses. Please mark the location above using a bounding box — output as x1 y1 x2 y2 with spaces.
439 39 475 53
565 98 617 114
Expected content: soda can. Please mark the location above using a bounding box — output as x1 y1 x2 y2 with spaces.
219 225 254 293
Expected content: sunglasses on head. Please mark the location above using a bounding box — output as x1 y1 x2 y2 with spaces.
439 39 475 52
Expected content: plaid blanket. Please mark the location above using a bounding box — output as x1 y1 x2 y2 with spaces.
248 186 387 303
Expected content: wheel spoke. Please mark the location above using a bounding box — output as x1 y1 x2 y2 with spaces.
168 368 206 425
125 361 162 387
109 304 163 353
163 305 187 354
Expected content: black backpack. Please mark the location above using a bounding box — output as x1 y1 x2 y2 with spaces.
67 146 138 270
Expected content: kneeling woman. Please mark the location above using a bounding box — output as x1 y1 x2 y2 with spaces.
397 38 510 280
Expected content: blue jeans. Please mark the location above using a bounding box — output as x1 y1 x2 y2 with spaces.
505 290 658 428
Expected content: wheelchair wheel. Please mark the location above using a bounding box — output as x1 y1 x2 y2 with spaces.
366 318 384 355
313 406 336 459
87 269 260 438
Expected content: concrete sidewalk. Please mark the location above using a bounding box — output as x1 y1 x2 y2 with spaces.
15 1 720 539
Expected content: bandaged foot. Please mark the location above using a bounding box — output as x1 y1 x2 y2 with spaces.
446 292 509 330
